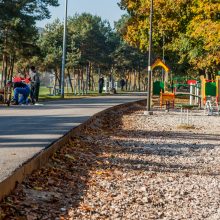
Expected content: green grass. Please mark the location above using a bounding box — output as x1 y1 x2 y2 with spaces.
39 86 112 101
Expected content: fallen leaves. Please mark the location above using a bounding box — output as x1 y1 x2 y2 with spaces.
79 204 93 212
65 154 76 161
0 104 220 219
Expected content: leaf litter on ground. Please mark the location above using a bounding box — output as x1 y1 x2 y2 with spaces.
0 103 220 219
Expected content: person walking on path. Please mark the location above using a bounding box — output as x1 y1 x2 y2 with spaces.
30 66 40 104
120 79 126 91
98 76 104 94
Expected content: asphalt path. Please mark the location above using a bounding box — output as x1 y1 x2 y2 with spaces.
0 93 146 182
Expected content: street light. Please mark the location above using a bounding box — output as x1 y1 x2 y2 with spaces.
162 34 165 63
162 33 165 82
61 0 68 99
146 0 153 114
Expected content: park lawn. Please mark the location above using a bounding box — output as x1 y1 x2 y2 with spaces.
39 86 111 101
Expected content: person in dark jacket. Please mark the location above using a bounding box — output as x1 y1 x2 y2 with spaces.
30 66 40 104
98 76 104 94
120 79 126 91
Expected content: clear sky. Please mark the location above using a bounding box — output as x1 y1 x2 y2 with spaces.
37 0 125 28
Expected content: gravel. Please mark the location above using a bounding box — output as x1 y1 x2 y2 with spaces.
69 108 220 219
1 104 220 220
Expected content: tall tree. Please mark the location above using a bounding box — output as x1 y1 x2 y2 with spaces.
0 0 59 85
37 19 63 88
118 0 220 75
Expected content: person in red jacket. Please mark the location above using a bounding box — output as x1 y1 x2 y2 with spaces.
10 74 31 105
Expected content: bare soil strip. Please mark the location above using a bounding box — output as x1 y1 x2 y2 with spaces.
0 103 220 220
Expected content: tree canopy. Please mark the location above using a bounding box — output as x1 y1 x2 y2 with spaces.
0 0 59 85
118 0 220 75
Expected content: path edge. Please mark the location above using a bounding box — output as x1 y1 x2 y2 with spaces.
0 99 146 202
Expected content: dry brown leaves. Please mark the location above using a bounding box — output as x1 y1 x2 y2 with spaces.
1 103 220 220
0 105 133 220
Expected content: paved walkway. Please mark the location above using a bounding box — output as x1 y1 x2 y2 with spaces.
0 93 146 182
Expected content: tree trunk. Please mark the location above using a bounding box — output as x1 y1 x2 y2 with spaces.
125 70 129 91
86 64 89 94
2 29 8 87
73 68 77 95
91 75 95 91
138 64 141 91
59 68 62 92
8 55 15 81
2 53 8 87
128 71 132 91
67 68 73 93
91 65 95 91
53 70 58 95
88 62 92 90
133 69 137 91
1 55 5 87
77 69 81 95
81 66 85 94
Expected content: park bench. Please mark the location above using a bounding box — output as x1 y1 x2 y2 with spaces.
46 86 60 96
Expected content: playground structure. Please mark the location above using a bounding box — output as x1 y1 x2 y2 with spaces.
200 75 220 115
151 59 201 108
156 74 220 116
150 57 219 118
150 59 197 109
152 58 170 95
174 80 201 107
200 75 220 103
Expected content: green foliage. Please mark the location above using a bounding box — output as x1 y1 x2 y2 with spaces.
0 0 59 83
67 13 115 68
37 19 63 70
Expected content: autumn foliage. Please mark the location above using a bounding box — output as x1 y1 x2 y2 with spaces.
119 0 220 73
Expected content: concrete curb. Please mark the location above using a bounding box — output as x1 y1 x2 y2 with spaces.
0 99 146 202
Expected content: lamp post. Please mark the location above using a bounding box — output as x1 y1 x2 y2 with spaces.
61 0 68 99
146 0 153 114
162 34 165 63
162 33 165 82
